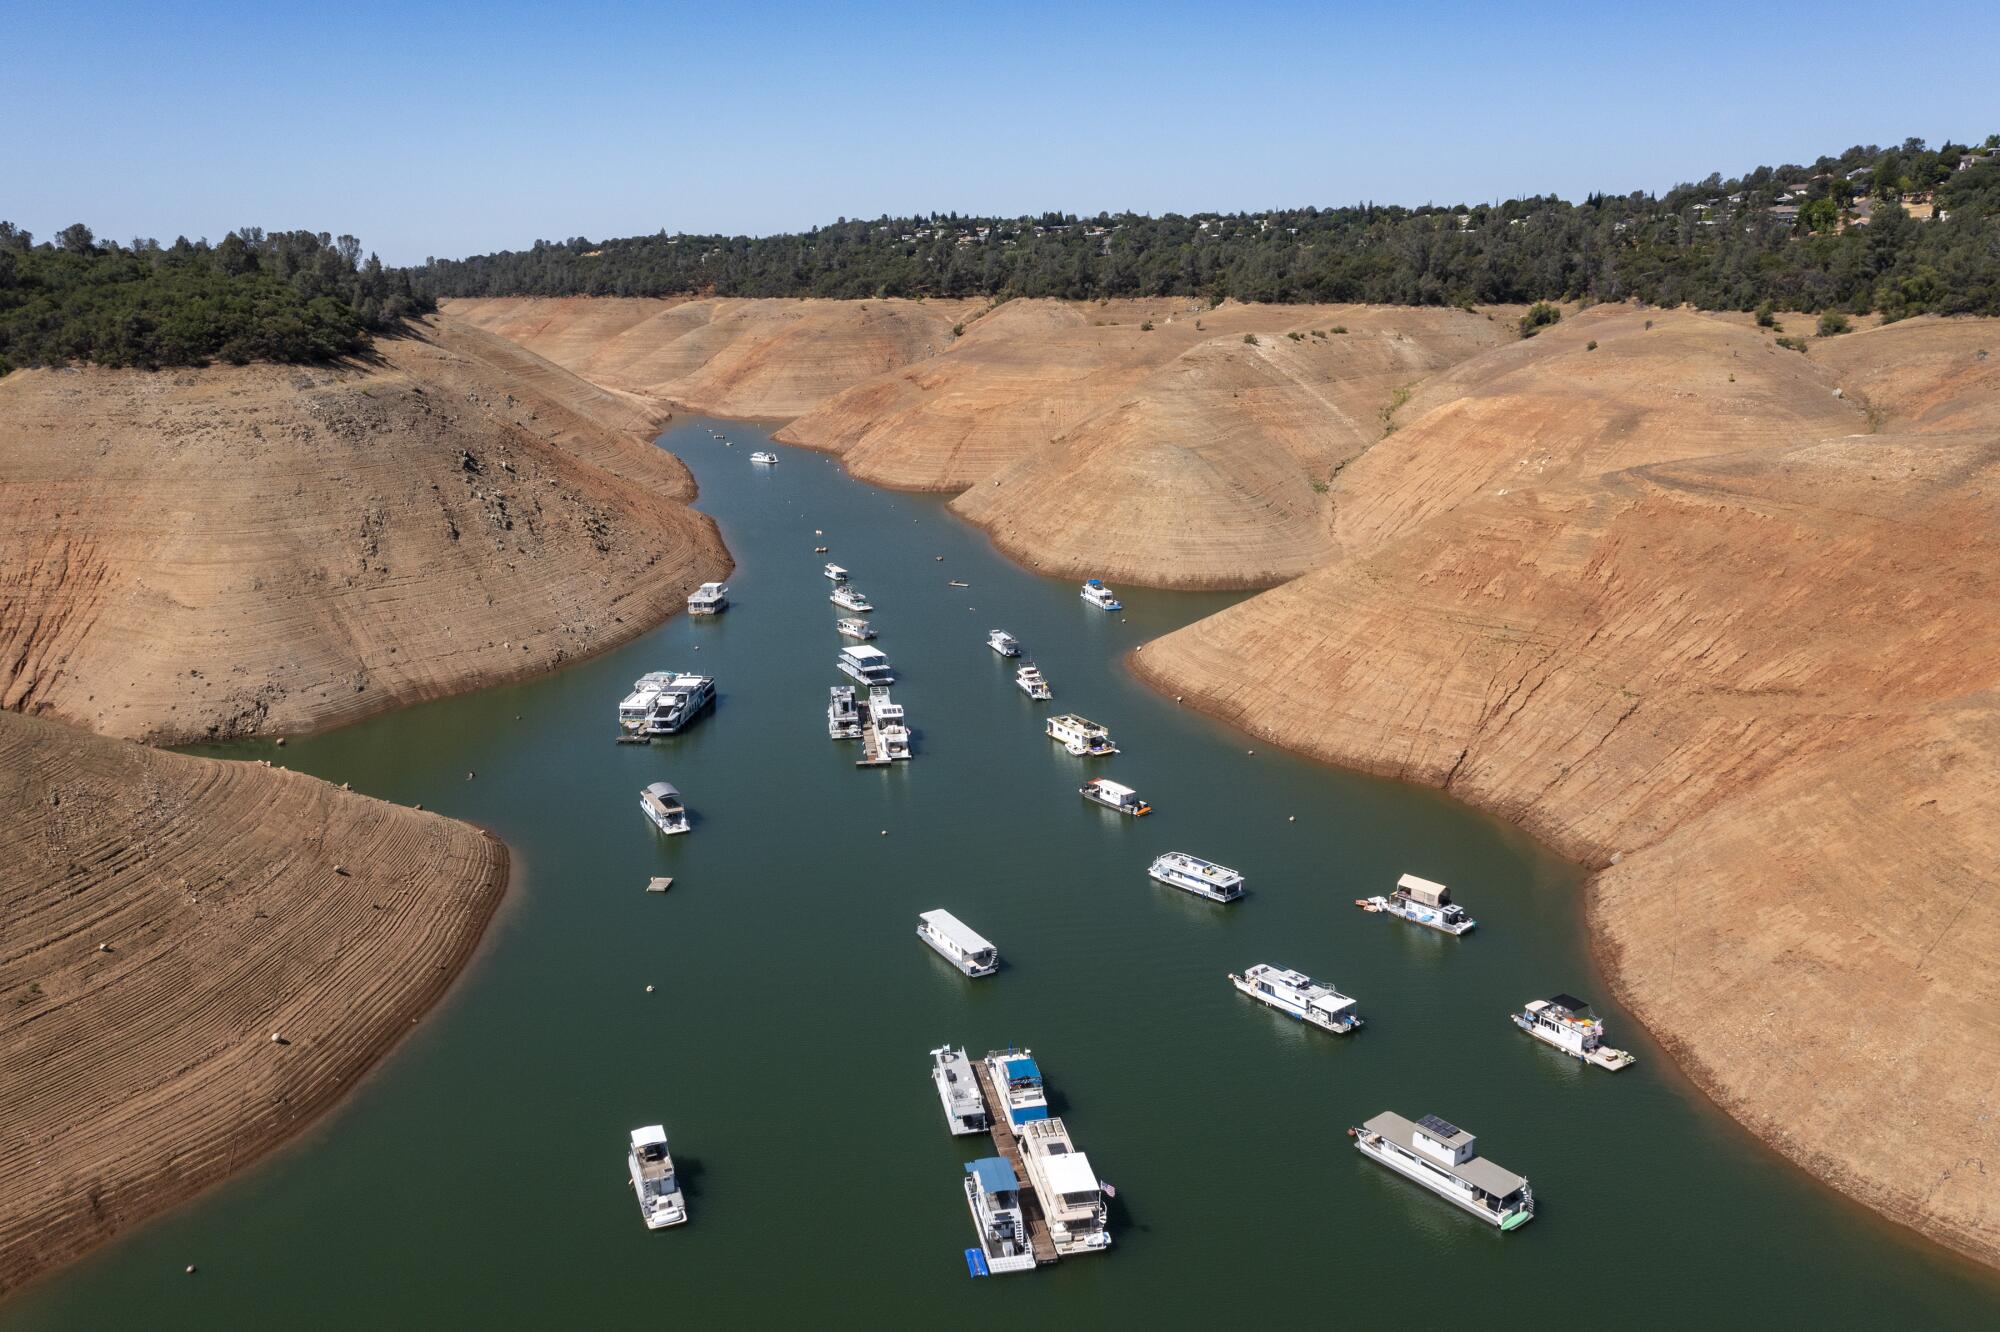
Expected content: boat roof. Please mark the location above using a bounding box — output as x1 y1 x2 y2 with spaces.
642 781 682 801
1087 778 1137 797
1049 713 1103 729
1042 1152 1099 1197
693 582 726 594
843 645 889 662
1004 1056 1041 1082
1085 579 1105 587
1365 1112 1527 1197
967 1157 1018 1194
1548 993 1592 1014
918 909 993 954
1397 872 1448 895
630 1125 667 1148
1415 1113 1470 1144
1009 1105 1050 1125
1308 990 1357 1015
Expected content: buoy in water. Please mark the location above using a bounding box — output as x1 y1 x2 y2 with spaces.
645 985 655 993
185 1265 196 1275
1289 816 1296 822
467 771 475 780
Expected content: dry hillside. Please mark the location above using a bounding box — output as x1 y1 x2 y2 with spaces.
0 317 728 743
1135 314 2000 1267
0 711 508 1294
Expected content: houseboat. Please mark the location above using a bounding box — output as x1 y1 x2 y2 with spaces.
1512 994 1636 1070
963 1158 1038 1275
917 909 998 977
1080 777 1150 816
1350 1112 1534 1230
822 563 849 581
830 585 874 613
988 629 1021 657
1015 663 1053 700
827 685 862 739
640 781 690 836
930 1045 991 1136
1149 852 1244 902
837 644 895 686
1229 963 1362 1033
627 1125 688 1229
1360 873 1474 935
686 582 728 615
1080 579 1123 611
1018 1118 1112 1256
983 1050 1050 1134
749 450 778 465
860 687 912 763
1046 713 1118 756
641 674 716 735
616 672 672 735
835 616 876 640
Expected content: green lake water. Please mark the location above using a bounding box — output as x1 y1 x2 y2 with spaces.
12 418 1997 1328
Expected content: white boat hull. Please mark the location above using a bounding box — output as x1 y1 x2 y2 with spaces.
962 1178 1037 1273
637 1188 688 1229
1352 1134 1529 1228
1152 867 1242 903
1229 974 1360 1032
1513 1015 1635 1069
918 926 997 977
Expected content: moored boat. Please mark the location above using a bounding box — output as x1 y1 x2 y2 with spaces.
930 1045 991 1136
1080 777 1150 816
642 674 715 735
628 1125 688 1229
963 1157 1037 1274
1350 1112 1533 1230
827 685 862 739
861 686 912 763
1080 579 1123 611
917 909 998 977
830 585 874 613
1360 873 1474 935
823 562 849 581
640 781 690 836
1018 1118 1112 1256
1149 852 1244 902
988 629 1021 657
1015 663 1053 700
1512 994 1636 1070
835 616 876 640
1229 963 1361 1032
837 644 895 686
983 1049 1049 1134
1046 713 1118 756
686 582 729 615
749 450 778 465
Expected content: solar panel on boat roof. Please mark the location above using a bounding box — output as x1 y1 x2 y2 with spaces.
1416 1114 1463 1139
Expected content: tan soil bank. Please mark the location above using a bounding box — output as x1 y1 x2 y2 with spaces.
0 316 729 742
0 711 507 1295
1134 314 2000 1267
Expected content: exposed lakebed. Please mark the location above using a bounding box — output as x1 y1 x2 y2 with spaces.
13 418 1996 1327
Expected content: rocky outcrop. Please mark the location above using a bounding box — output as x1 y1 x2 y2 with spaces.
0 711 507 1294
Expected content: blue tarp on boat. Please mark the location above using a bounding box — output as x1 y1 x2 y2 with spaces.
1003 1057 1041 1084
1008 1105 1050 1126
967 1157 1019 1195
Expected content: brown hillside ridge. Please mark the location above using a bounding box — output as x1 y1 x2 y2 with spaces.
0 316 729 743
0 711 508 1295
1135 314 2000 1268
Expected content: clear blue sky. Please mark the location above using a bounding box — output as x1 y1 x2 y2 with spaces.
5 0 1993 264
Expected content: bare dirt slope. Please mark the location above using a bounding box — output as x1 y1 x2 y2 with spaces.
0 316 728 743
0 711 507 1295
444 295 985 418
1135 315 2000 1267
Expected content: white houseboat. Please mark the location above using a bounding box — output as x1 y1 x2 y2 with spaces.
1015 663 1053 700
627 1125 688 1229
1360 873 1475 935
642 674 716 735
988 629 1021 657
917 909 998 977
1229 963 1362 1033
686 582 728 615
1149 852 1244 902
860 687 912 763
1350 1112 1534 1230
835 616 876 640
617 672 672 735
1080 777 1150 816
983 1050 1050 1134
640 781 690 836
823 563 849 581
1046 713 1118 756
1512 994 1636 1070
963 1157 1038 1275
830 585 874 613
827 685 862 739
1080 579 1123 611
837 644 895 686
930 1045 991 1136
749 450 778 465
1018 1118 1112 1256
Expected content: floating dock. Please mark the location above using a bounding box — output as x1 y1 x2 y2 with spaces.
970 1062 1059 1265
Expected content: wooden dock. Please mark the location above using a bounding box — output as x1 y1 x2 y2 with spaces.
971 1061 1058 1265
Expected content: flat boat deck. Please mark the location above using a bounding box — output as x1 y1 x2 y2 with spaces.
970 1063 1058 1265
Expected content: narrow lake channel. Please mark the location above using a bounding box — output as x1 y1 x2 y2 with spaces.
15 417 1997 1328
